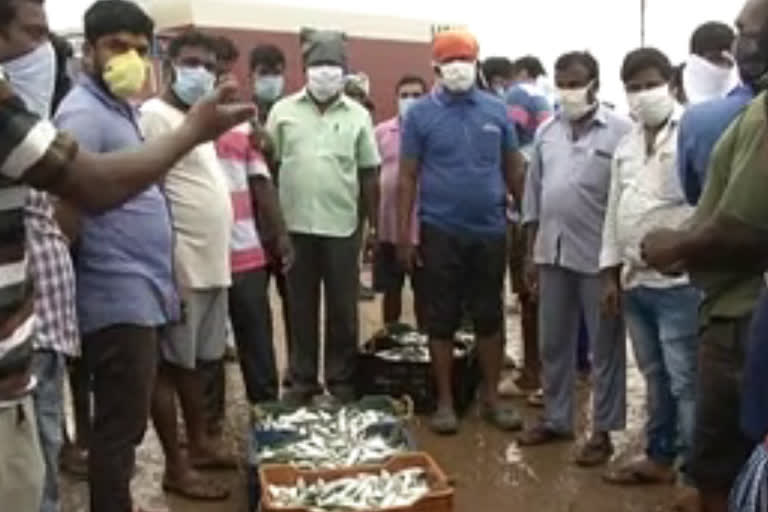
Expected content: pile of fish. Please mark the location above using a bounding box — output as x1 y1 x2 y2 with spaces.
268 468 430 511
257 407 407 469
371 330 473 363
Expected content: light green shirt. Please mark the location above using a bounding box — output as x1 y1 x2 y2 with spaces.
690 92 768 323
266 90 381 237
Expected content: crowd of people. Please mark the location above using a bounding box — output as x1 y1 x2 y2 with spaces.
2 0 768 511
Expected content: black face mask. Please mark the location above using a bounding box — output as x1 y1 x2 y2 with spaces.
735 25 768 88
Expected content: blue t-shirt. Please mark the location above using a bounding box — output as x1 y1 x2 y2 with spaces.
677 85 754 205
401 87 518 236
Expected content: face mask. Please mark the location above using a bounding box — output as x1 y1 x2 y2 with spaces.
4 41 56 118
440 61 476 93
735 32 768 88
172 65 216 106
627 85 675 127
683 54 739 104
254 75 284 103
306 65 344 103
398 97 418 118
102 50 148 99
556 82 596 120
493 85 506 97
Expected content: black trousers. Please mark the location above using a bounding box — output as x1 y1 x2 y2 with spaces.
287 233 359 396
83 324 159 512
230 268 278 403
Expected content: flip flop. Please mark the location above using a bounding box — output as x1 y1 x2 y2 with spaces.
162 472 230 501
603 460 677 486
482 404 523 431
430 408 459 436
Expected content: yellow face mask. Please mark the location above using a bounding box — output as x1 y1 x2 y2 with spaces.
102 50 148 99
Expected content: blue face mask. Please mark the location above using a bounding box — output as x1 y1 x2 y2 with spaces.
398 97 417 118
254 75 284 103
172 65 216 106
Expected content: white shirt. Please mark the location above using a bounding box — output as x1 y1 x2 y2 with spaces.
140 98 233 289
599 107 694 289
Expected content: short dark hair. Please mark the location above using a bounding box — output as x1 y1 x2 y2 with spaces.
214 36 239 63
250 44 286 71
620 47 673 83
0 0 42 30
513 55 547 78
84 0 154 44
555 51 600 82
167 30 218 60
690 21 735 57
482 57 515 82
395 74 427 93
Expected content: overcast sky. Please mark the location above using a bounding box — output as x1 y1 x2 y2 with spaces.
46 0 742 106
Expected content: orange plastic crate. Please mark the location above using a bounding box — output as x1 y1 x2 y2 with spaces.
259 452 454 512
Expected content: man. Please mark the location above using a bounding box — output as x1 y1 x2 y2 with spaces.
140 30 236 500
482 56 514 96
217 43 293 408
682 21 739 105
600 48 699 493
517 52 631 467
8 34 80 512
0 0 252 509
677 21 755 205
374 74 427 329
266 29 380 404
398 29 526 435
641 2 768 511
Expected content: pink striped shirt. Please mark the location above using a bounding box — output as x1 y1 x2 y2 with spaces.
216 123 270 273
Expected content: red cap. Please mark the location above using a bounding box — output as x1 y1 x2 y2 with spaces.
432 30 479 63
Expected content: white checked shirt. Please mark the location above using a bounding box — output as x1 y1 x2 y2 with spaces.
599 106 694 290
25 190 80 356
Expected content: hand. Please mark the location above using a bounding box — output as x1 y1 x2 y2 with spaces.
276 234 295 274
641 229 684 271
364 231 378 263
250 123 274 155
601 275 621 316
524 258 539 301
185 79 256 144
397 243 419 273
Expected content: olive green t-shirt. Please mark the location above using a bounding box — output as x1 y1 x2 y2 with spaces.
691 92 768 324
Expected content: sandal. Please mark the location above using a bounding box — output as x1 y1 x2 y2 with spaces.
603 458 677 486
517 422 574 446
482 403 523 431
526 389 544 408
162 471 230 501
430 407 459 435
574 435 614 467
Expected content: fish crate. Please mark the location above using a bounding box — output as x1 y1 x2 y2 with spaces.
356 329 479 416
259 452 454 512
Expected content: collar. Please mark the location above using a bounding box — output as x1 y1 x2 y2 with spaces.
298 87 350 110
79 73 136 118
433 85 480 106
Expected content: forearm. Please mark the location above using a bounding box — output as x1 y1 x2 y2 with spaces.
252 178 288 245
55 123 198 213
359 169 379 232
397 170 418 246
680 214 768 270
504 151 526 205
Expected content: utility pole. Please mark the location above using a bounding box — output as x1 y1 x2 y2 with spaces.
641 0 647 46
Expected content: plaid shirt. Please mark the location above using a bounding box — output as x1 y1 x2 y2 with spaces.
24 190 79 357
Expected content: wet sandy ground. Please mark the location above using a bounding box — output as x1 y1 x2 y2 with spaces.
61 279 674 512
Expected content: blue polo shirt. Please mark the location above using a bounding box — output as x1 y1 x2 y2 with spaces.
54 76 178 334
401 87 518 236
677 85 754 205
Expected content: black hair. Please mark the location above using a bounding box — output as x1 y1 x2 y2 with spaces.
555 51 600 82
84 0 154 44
513 55 547 78
395 74 427 93
50 33 74 115
214 36 239 63
690 21 735 56
250 44 286 71
482 57 514 82
620 47 673 82
167 30 218 59
0 0 42 30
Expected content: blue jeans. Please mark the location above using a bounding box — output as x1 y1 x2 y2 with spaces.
624 285 700 472
32 351 66 512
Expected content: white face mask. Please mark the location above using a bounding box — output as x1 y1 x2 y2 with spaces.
5 41 56 118
627 84 675 127
556 82 596 120
683 54 740 105
440 61 476 93
398 97 417 118
307 65 344 103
